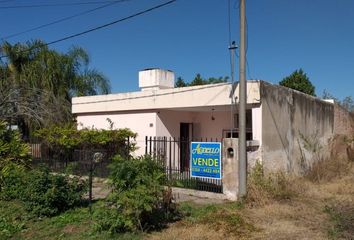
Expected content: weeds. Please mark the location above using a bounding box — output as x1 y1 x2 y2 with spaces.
0 216 25 239
179 202 256 238
305 157 351 182
246 162 298 206
324 203 354 239
305 135 353 182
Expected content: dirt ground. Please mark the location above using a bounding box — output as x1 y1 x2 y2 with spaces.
147 144 354 240
146 169 354 240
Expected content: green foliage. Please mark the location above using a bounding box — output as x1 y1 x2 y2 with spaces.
0 165 87 217
0 164 27 200
279 69 315 96
94 155 173 233
175 74 229 88
0 40 111 136
175 77 187 87
179 202 255 237
22 167 87 217
34 123 136 157
0 199 141 240
0 121 31 178
0 216 25 239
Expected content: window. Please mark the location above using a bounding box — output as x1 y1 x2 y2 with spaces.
223 109 253 140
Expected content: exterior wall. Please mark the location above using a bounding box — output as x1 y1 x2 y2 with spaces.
156 110 195 138
260 82 334 174
193 111 231 140
139 69 175 91
251 107 262 145
72 81 261 114
334 103 354 135
76 111 157 156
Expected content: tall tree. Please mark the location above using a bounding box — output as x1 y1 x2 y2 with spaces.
279 69 315 96
0 40 110 137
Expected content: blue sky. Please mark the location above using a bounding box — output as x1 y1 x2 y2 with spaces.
1 0 353 99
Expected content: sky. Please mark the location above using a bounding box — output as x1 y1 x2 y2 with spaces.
0 0 353 99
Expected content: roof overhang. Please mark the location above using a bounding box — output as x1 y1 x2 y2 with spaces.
72 81 261 114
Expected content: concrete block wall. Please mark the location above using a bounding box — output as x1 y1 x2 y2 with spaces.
334 104 354 135
260 82 334 174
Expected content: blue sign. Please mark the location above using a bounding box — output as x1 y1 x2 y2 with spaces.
190 142 222 179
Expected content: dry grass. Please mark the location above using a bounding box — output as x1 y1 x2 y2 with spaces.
146 135 354 240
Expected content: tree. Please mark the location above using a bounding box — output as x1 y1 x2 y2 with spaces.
279 69 315 96
175 77 187 87
322 90 354 112
0 40 110 137
176 74 228 87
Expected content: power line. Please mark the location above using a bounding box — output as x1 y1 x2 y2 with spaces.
1 0 130 40
0 1 128 9
0 0 177 59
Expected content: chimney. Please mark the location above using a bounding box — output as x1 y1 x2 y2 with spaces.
139 68 175 91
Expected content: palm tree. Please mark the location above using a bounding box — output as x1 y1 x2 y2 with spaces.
0 40 111 137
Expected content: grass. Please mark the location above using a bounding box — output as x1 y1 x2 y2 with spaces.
325 203 354 239
147 138 354 240
1 134 353 240
0 200 142 240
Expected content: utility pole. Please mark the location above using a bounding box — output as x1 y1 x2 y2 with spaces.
229 41 238 133
238 0 247 198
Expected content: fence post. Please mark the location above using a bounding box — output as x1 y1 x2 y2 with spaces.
169 137 172 180
222 138 239 201
145 136 148 155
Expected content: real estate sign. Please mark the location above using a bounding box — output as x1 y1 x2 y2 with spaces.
190 142 222 179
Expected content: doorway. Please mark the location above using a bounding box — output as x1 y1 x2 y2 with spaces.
180 122 192 171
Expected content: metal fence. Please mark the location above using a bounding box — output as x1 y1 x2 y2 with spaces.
29 139 130 178
145 136 223 193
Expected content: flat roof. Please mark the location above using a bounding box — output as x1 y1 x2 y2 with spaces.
72 81 261 114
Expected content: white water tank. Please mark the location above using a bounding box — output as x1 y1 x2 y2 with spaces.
139 68 175 91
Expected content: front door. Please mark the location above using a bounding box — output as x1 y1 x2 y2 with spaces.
180 123 192 171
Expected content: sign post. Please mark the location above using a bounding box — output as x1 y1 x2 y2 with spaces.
190 142 222 179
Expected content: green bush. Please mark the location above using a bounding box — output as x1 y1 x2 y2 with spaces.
0 164 27 200
34 123 137 158
21 166 87 217
0 165 87 217
94 155 173 233
0 121 31 175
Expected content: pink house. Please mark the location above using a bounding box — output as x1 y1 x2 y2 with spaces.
72 68 341 174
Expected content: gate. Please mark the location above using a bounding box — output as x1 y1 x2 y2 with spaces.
145 136 223 193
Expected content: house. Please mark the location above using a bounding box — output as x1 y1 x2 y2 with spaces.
72 68 352 175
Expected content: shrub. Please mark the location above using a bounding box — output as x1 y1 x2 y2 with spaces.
0 121 31 175
0 164 27 200
94 155 174 233
34 123 137 158
0 165 87 217
21 166 87 217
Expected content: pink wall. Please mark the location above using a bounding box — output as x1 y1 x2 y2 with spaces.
156 110 232 140
76 107 262 157
77 112 157 156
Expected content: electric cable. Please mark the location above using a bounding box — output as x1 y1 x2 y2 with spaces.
0 1 128 9
1 0 130 40
0 0 177 59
